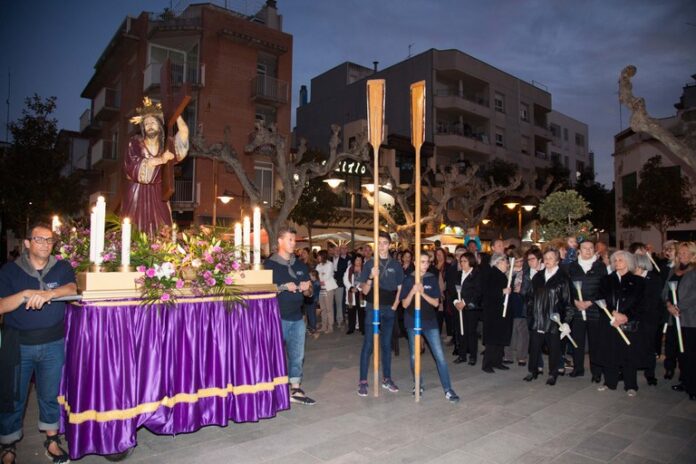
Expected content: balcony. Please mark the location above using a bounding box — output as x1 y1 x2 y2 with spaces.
79 109 102 136
90 139 116 167
143 62 205 92
533 122 552 140
434 89 490 118
93 87 120 121
171 179 195 205
535 150 548 160
435 123 492 156
251 75 289 106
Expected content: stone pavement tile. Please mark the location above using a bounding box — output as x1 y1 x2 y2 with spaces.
263 450 323 464
325 451 373 463
302 430 383 461
650 415 696 441
624 430 689 463
666 398 696 420
460 430 538 464
501 396 553 416
625 399 684 421
609 452 662 464
550 451 605 463
599 414 659 440
430 449 497 464
668 436 696 464
502 413 575 445
420 417 496 454
376 441 446 464
572 431 632 462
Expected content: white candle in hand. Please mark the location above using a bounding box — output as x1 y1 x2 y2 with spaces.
121 218 131 267
243 216 251 264
253 207 261 266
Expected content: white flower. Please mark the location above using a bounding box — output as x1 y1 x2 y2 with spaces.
154 262 176 279
192 258 202 268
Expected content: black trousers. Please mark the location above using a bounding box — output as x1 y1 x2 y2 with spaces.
664 324 684 381
680 327 696 395
529 330 561 377
644 323 659 378
604 366 638 391
571 317 601 376
461 310 482 361
347 304 358 332
483 344 504 369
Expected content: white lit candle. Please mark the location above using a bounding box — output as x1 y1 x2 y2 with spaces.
243 216 251 264
253 207 261 266
234 222 242 261
89 208 97 263
171 222 177 243
95 196 106 266
52 215 60 234
121 218 131 267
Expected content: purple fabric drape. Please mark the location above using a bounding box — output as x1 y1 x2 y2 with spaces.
59 296 289 460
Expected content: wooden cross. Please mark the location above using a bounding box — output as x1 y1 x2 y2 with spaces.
159 58 191 201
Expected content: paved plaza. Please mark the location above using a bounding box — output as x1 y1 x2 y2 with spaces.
16 331 696 463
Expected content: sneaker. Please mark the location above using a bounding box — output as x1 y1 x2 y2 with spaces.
445 390 460 403
412 385 424 396
381 378 399 393
597 385 608 391
626 389 637 397
290 388 316 405
357 382 368 397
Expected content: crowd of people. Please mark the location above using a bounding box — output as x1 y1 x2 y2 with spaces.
267 226 696 406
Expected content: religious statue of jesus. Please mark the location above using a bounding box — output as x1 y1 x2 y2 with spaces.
121 97 189 234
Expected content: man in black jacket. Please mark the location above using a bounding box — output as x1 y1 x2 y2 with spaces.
332 245 351 330
567 240 607 382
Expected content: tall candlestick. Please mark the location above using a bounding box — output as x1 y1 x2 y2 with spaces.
52 215 60 234
89 208 97 263
253 207 261 267
171 223 177 243
121 218 131 267
95 196 106 266
243 216 251 264
234 222 242 261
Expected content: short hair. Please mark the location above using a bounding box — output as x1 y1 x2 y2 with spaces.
490 253 507 267
628 242 647 254
454 245 466 253
277 225 297 239
318 249 329 262
543 247 561 263
663 240 678 251
460 252 477 268
633 253 653 271
610 250 636 272
378 231 391 243
26 222 53 239
309 269 319 279
525 246 543 261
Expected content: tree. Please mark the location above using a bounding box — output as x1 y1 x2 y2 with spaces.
575 167 614 237
0 95 85 235
287 176 342 249
535 159 571 192
191 123 368 247
538 190 592 240
621 155 695 246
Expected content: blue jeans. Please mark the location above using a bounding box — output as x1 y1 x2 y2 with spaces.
281 319 306 385
406 327 453 392
0 338 65 444
359 305 395 381
304 300 318 331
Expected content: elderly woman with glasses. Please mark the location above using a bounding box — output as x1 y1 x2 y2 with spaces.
597 250 645 396
481 253 514 373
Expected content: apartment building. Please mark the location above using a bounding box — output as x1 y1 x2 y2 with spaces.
79 1 292 226
614 75 696 248
296 48 567 185
548 110 591 183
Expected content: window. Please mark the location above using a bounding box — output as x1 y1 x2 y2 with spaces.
521 135 530 155
254 162 274 205
563 128 569 141
255 105 277 125
551 151 561 163
575 133 585 147
622 172 637 199
495 127 505 147
494 92 505 113
519 103 529 122
550 123 561 138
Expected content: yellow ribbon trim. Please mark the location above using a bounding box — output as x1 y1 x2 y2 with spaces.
80 293 278 307
58 376 289 425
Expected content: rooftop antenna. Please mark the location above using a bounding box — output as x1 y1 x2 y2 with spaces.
408 43 414 57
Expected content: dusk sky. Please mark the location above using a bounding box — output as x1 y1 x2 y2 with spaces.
1 0 695 187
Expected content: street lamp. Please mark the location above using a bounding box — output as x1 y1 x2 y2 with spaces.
216 190 246 220
504 196 537 240
325 176 356 246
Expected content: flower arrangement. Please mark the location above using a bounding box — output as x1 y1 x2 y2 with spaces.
54 222 91 271
135 262 184 305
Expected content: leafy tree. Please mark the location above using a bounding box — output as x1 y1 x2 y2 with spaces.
0 94 85 236
287 176 342 248
536 159 571 192
621 155 696 246
575 167 615 239
538 190 592 240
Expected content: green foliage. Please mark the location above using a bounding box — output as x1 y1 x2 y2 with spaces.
539 190 592 240
288 177 342 227
0 94 85 234
575 168 615 234
536 159 571 191
478 158 519 187
621 155 695 243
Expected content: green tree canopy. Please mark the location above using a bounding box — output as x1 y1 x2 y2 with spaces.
621 155 695 246
287 176 342 246
538 190 592 240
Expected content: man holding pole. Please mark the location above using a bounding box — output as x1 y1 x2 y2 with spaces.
357 232 403 396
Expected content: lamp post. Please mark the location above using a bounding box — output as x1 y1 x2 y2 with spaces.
217 189 246 221
504 197 537 241
324 177 358 246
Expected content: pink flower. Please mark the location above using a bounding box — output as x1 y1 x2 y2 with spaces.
151 243 161 251
161 293 171 301
203 270 212 279
70 260 78 268
146 268 156 278
204 253 214 264
55 255 63 260
136 265 146 273
176 279 185 289
206 277 216 286
232 261 240 271
224 276 233 285
213 246 222 253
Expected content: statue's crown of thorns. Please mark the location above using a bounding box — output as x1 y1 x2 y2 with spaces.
130 97 163 125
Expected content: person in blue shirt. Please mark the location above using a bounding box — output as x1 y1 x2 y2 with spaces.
0 223 77 464
264 226 316 406
357 232 404 396
402 251 460 402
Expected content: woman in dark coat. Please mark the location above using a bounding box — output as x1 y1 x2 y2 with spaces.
525 248 574 386
452 252 483 365
633 253 663 386
597 250 646 396
481 253 513 373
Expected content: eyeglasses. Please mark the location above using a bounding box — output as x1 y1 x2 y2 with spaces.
31 236 56 245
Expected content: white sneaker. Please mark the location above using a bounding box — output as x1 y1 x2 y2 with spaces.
597 385 608 391
626 389 637 397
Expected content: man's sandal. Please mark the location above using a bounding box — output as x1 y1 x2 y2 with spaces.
44 435 70 463
290 388 316 406
0 443 16 464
